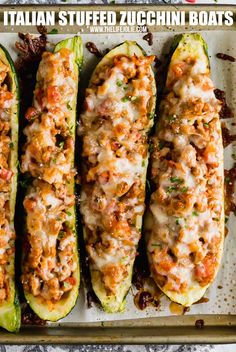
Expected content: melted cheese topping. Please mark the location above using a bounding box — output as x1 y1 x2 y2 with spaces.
79 54 155 295
21 49 78 303
0 59 16 303
145 53 224 295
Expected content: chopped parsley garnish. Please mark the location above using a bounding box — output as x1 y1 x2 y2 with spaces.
149 144 154 153
9 142 14 149
58 231 65 239
192 211 198 216
121 96 130 103
142 160 145 167
122 95 139 103
167 186 177 193
213 217 220 222
175 219 180 225
63 281 70 288
64 220 73 229
167 179 187 194
170 177 184 185
66 211 72 217
116 80 123 87
159 141 165 150
123 86 128 91
168 114 177 123
203 122 209 127
59 141 64 149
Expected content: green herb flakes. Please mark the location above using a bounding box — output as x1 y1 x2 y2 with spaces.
168 114 177 123
170 177 184 185
149 144 154 153
58 231 65 239
121 96 130 103
167 186 177 193
59 141 64 149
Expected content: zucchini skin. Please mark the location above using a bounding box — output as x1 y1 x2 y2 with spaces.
145 34 224 306
0 44 20 332
80 41 156 313
169 33 209 65
21 37 82 322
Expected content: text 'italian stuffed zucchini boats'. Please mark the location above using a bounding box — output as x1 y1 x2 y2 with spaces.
144 34 224 306
0 45 20 332
21 37 83 321
79 41 156 313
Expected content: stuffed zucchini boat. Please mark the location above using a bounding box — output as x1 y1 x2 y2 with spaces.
79 41 156 312
144 33 224 306
0 45 20 332
21 37 82 321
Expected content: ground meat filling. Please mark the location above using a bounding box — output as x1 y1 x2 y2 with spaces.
21 49 78 304
79 54 155 295
0 59 15 303
145 54 224 294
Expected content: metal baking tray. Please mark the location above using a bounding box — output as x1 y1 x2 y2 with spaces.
0 4 236 344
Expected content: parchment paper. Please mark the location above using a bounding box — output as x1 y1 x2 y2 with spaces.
2 30 235 323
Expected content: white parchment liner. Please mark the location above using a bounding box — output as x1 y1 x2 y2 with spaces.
2 30 235 323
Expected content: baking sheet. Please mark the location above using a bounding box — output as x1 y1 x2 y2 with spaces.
3 29 236 324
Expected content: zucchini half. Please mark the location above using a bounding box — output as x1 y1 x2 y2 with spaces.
145 34 224 307
0 45 20 332
81 41 156 313
22 37 82 321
